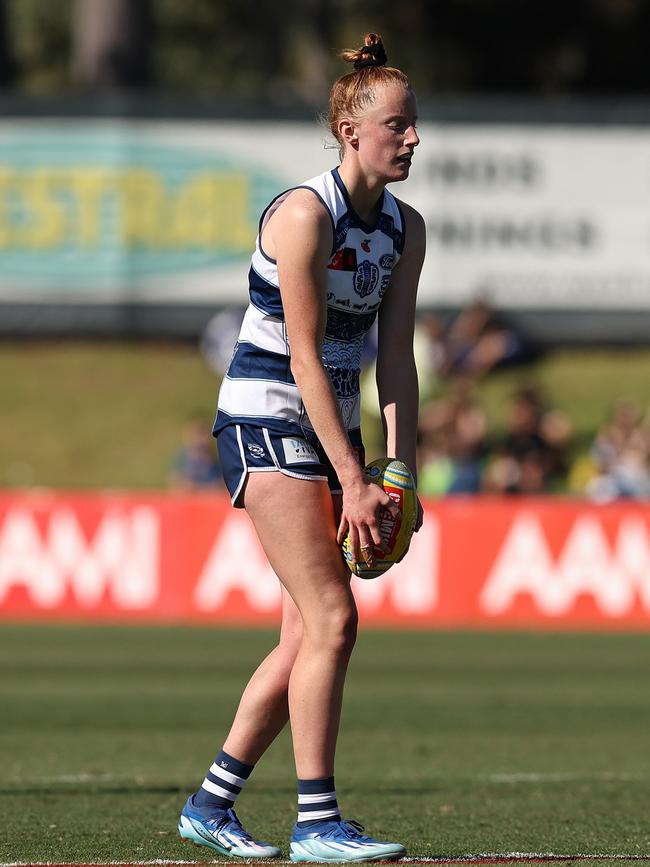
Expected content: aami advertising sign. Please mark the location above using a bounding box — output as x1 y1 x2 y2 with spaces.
2 492 650 629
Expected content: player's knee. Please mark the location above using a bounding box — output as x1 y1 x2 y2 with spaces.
277 625 303 665
337 606 358 655
312 603 358 656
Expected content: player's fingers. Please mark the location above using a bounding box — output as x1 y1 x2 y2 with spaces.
336 514 349 546
359 528 376 566
381 496 401 521
366 521 383 551
347 524 360 563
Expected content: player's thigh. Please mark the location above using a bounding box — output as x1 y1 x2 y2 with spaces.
243 472 353 621
331 492 343 527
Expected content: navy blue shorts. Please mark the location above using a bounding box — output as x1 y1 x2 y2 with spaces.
215 424 365 508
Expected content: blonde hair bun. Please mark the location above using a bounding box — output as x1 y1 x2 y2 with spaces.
340 33 388 70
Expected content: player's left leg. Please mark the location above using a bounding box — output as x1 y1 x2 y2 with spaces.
179 588 302 858
223 586 303 762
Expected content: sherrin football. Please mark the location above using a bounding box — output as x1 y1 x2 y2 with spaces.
342 458 417 579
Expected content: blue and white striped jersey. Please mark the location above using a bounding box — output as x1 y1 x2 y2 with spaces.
214 167 406 440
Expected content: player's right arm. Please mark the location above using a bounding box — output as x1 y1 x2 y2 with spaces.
264 190 397 559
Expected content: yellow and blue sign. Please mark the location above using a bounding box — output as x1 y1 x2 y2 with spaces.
0 127 281 291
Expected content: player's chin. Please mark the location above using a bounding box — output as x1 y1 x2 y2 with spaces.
391 159 412 180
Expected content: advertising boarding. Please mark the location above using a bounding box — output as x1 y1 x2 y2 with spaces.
2 492 650 629
1 120 650 312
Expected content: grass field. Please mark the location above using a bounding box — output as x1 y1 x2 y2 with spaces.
3 624 650 865
2 340 650 489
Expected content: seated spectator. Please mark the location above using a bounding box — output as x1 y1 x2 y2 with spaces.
417 428 454 497
418 379 488 495
483 386 572 494
582 399 650 501
169 417 224 492
419 299 536 383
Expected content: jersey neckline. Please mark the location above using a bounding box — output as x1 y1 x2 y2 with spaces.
331 166 386 234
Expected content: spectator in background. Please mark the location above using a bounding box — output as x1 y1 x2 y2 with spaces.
419 298 535 383
577 399 650 501
483 386 572 494
418 378 488 495
169 416 224 491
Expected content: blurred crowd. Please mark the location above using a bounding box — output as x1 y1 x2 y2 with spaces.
172 299 650 501
415 301 650 501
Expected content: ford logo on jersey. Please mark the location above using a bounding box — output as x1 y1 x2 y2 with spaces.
353 260 379 297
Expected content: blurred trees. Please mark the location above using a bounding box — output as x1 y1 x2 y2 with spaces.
3 0 650 98
71 0 151 87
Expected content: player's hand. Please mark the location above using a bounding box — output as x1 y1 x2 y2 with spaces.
336 477 401 566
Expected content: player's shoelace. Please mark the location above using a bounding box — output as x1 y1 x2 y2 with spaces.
315 819 383 842
336 819 367 838
203 808 254 842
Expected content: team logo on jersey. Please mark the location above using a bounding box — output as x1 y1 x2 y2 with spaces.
247 443 265 459
361 239 372 253
328 247 358 271
379 254 394 269
353 260 379 297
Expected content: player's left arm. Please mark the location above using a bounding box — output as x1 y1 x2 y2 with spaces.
376 200 426 530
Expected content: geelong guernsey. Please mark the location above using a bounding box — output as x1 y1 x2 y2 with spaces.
214 167 405 441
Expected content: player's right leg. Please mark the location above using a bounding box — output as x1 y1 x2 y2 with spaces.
242 470 358 779
243 471 406 863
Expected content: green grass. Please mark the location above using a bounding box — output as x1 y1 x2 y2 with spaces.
3 340 650 490
2 625 650 863
0 340 218 489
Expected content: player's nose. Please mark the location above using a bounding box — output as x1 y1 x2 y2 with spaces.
406 125 420 148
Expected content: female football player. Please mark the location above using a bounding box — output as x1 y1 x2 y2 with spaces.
179 33 424 862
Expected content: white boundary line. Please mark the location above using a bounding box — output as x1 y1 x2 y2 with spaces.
3 857 650 865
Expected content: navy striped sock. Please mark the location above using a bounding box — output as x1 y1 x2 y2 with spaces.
193 749 253 812
296 776 341 827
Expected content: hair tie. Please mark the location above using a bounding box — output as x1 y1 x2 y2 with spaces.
353 43 388 70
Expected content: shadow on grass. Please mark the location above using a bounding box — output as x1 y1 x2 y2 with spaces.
0 782 448 796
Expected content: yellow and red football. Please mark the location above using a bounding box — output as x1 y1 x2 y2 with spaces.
342 458 417 579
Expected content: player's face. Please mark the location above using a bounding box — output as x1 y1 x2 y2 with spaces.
353 85 420 182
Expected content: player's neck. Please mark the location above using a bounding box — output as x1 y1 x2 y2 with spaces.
337 162 385 226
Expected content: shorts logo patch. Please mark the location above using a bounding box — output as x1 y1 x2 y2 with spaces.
247 443 265 458
281 438 319 465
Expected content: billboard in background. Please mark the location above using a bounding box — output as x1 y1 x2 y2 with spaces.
1 120 650 311
2 491 650 629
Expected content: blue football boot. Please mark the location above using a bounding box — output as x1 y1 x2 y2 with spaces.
178 795 282 858
290 818 406 862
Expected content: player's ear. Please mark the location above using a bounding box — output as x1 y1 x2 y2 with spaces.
338 118 359 149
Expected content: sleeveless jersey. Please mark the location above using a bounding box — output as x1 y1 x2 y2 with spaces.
214 167 406 440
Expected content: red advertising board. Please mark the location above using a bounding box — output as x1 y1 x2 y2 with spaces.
1 491 650 628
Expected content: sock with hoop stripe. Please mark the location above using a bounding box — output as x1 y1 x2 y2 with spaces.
296 776 341 827
192 748 253 813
